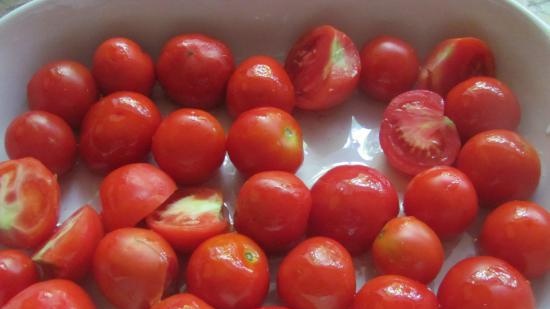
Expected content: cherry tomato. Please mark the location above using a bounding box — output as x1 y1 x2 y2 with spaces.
92 37 155 96
150 293 214 309
227 107 303 176
285 25 360 110
93 228 179 309
100 163 177 231
480 200 550 278
277 236 355 309
227 55 295 117
27 60 99 128
308 165 399 254
437 256 535 309
80 91 161 174
186 232 269 309
234 171 312 253
403 166 478 238
256 307 290 309
359 35 420 102
0 250 38 306
372 216 444 284
0 157 59 248
379 90 461 175
157 33 234 108
456 129 540 207
152 108 226 185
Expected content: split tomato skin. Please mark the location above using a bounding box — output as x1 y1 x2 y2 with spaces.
150 293 214 309
0 250 38 306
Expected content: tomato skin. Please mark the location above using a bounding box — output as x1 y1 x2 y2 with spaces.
27 60 99 128
186 232 269 309
0 250 38 306
256 307 291 309
285 25 360 110
150 293 214 309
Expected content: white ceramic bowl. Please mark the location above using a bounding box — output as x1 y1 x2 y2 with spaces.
1 0 549 307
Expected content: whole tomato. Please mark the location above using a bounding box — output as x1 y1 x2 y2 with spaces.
150 293 214 309
0 250 38 306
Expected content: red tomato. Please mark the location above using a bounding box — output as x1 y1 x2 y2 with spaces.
146 187 229 252
445 77 521 140
150 293 214 309
32 205 103 281
27 60 99 128
93 228 179 309
227 55 295 117
5 111 77 175
379 90 461 175
285 25 360 110
359 35 420 102
308 165 399 254
227 107 303 175
456 129 540 207
480 200 550 278
80 91 161 173
277 237 355 309
0 250 38 306
403 166 478 238
437 256 535 309
152 108 226 184
186 233 269 309
0 157 59 248
157 34 234 108
100 163 177 231
256 307 291 309
92 37 155 96
234 171 312 253
372 216 444 284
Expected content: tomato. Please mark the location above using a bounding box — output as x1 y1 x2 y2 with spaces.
437 256 535 309
80 91 161 174
285 25 360 110
226 55 295 117
146 187 229 252
93 228 179 309
157 33 234 108
100 163 177 231
277 236 355 309
445 77 521 140
256 307 290 309
0 250 38 306
308 165 399 254
227 107 303 175
372 216 444 284
403 166 478 238
150 293 214 309
0 157 59 248
359 36 420 102
5 111 77 175
479 200 550 278
379 90 461 175
27 60 99 128
186 232 269 309
456 129 540 207
417 37 495 96
234 171 312 253
152 108 226 185
92 37 155 96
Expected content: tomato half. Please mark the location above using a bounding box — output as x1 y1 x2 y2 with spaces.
150 293 214 309
0 250 38 306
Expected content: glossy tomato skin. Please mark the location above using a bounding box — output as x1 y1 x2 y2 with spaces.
186 233 269 309
150 293 214 309
157 34 234 108
256 307 291 309
0 157 59 248
227 107 303 176
308 165 399 254
360 36 419 102
0 250 38 306
227 55 295 117
285 25 360 110
93 228 179 309
480 200 550 278
27 60 99 128
80 91 161 174
456 129 540 207
438 256 535 309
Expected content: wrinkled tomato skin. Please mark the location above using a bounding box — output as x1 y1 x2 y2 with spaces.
150 293 214 309
0 250 38 306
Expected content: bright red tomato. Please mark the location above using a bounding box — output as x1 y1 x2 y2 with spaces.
0 250 38 306
379 90 461 175
27 60 99 128
285 25 360 110
186 233 269 309
157 34 234 108
5 110 77 175
93 228 179 309
308 165 399 254
256 307 291 309
150 293 214 309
